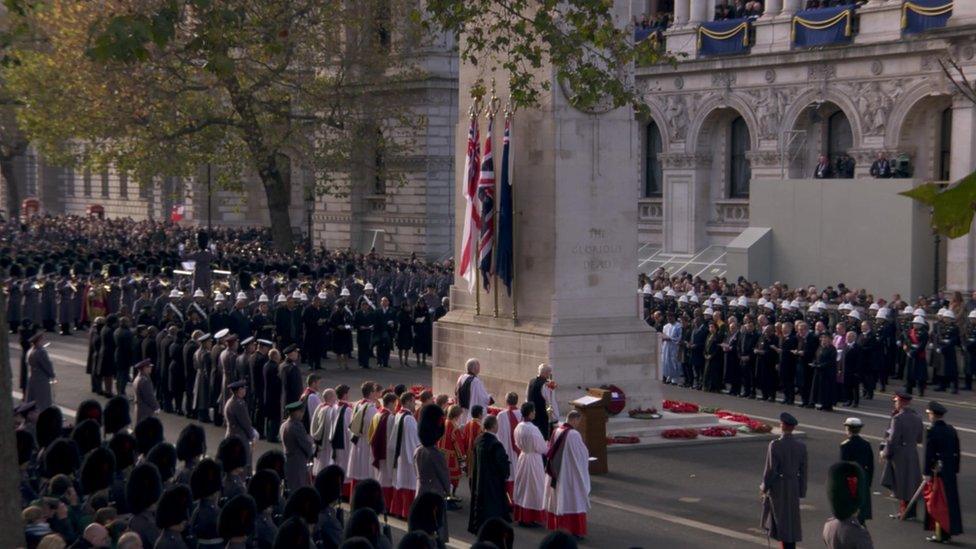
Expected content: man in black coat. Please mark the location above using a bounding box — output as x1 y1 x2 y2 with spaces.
689 316 708 390
869 152 891 178
777 321 799 405
114 317 135 396
371 296 396 369
167 328 185 416
738 320 759 398
813 332 838 411
839 417 873 524
467 415 511 535
301 296 327 370
923 401 962 543
936 313 960 393
527 364 555 441
99 315 119 396
859 319 881 400
181 332 200 419
797 321 819 407
279 344 303 415
842 331 862 408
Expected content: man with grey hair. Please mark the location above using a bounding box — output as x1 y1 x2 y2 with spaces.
527 363 558 441
456 358 491 424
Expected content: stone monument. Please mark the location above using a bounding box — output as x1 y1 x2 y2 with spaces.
433 4 658 411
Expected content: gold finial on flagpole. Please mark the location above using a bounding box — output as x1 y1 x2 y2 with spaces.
484 78 501 119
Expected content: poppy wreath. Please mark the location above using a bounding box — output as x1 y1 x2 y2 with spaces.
715 410 752 423
662 400 700 413
607 435 641 445
700 426 738 437
661 428 698 439
628 407 660 419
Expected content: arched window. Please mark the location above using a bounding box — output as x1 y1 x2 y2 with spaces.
938 107 952 181
644 121 663 197
728 116 750 198
827 110 852 168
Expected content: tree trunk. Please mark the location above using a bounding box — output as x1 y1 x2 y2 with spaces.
0 293 26 548
1 157 20 220
259 163 295 253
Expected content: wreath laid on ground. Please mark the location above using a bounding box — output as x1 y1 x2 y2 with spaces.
661 428 699 439
662 400 700 413
700 426 738 437
607 435 641 445
627 407 661 420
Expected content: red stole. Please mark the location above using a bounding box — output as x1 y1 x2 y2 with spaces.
370 409 391 468
508 408 521 456
545 424 573 488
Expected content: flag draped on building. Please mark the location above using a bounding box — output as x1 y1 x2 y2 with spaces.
495 117 513 295
458 115 481 292
170 204 185 223
478 117 495 290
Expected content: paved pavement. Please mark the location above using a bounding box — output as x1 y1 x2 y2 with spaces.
13 331 976 548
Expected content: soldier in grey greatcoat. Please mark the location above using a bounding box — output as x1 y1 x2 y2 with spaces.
193 333 214 423
761 413 807 549
133 359 160 424
881 391 923 519
822 461 874 549
26 331 55 411
223 380 257 466
280 400 314 492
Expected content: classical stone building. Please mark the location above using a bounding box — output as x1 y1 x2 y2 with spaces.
635 0 976 296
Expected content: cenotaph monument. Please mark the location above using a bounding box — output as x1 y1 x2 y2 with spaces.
432 6 658 411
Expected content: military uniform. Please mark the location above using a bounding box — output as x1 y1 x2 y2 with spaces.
280 411 314 492
923 407 962 540
881 401 923 517
761 426 807 548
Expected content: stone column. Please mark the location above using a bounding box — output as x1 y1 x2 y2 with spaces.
436 1 658 408
661 152 711 254
689 0 709 23
649 0 660 15
674 0 690 26
946 96 976 291
763 0 783 18
782 0 802 15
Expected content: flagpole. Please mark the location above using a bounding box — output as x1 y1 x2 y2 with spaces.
509 104 518 323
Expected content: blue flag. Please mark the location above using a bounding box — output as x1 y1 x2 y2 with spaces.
495 118 513 295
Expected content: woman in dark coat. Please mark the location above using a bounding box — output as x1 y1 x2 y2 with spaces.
329 303 354 370
703 321 724 392
86 318 104 393
722 317 741 395
395 301 414 367
19 319 35 394
99 315 119 396
412 299 433 365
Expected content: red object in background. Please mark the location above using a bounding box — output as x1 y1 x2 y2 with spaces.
170 203 185 222
600 384 627 415
661 428 698 439
607 435 640 444
662 400 700 413
22 197 40 219
700 426 737 437
924 477 951 533
86 204 104 219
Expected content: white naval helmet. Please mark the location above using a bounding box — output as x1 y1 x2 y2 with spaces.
763 301 775 310
654 291 664 300
666 289 677 298
709 292 720 300
757 297 768 307
291 290 303 300
340 287 351 297
737 296 748 307
236 291 248 302
300 292 308 302
275 294 287 303
364 282 375 291
677 295 689 304
847 310 862 321
913 307 926 316
642 283 653 294
790 299 802 309
704 307 714 315
868 302 880 311
168 289 183 299
781 300 793 310
969 309 976 320
258 294 269 303
942 309 956 320
876 307 890 319
192 289 205 299
690 295 700 304
317 291 329 300
214 292 226 302
913 315 927 325
713 297 724 306
937 307 948 317
838 303 852 312
704 298 713 307
902 305 915 315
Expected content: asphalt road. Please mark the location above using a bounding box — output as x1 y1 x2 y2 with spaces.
13 331 976 548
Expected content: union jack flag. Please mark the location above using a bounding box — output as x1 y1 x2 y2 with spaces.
458 116 481 292
478 118 495 290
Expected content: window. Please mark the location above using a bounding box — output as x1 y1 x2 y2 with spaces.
100 170 109 197
83 169 91 197
25 154 37 197
66 167 75 197
644 121 663 197
728 116 751 198
373 129 386 195
119 171 128 198
938 107 952 181
827 110 852 168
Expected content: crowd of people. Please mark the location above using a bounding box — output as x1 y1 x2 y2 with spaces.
641 268 976 410
714 0 764 20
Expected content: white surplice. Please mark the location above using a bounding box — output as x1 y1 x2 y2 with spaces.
388 411 420 492
329 402 352 476
346 400 377 481
513 421 547 512
455 373 491 423
310 402 336 474
370 410 395 489
544 427 591 516
496 407 522 482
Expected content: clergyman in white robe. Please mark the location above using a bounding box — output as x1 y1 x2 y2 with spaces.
310 401 337 474
388 408 420 518
513 418 547 524
496 405 522 497
455 372 491 424
330 399 353 498
347 398 378 489
544 423 591 537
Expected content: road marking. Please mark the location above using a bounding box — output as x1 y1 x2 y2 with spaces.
591 496 771 546
678 497 700 503
745 412 976 460
13 390 76 419
836 406 976 435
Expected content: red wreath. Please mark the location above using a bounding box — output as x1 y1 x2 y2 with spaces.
661 428 699 439
700 426 738 437
628 407 659 417
715 410 753 423
607 435 641 445
743 420 772 433
662 400 700 413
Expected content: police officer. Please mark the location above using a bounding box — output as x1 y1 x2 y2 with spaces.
839 417 873 524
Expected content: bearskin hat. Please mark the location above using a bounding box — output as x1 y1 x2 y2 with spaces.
255 449 285 479
71 419 102 455
155 485 192 529
273 516 311 549
76 399 103 425
126 463 163 514
147 442 178 483
36 406 65 449
247 469 281 512
16 429 35 465
80 447 116 496
176 424 206 463
134 417 164 455
217 436 247 473
827 461 866 521
219 494 257 540
103 396 131 435
108 432 137 470
314 465 345 507
417 404 445 447
44 437 81 478
284 486 321 525
190 458 222 500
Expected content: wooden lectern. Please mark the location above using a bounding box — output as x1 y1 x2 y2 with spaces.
571 388 610 475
